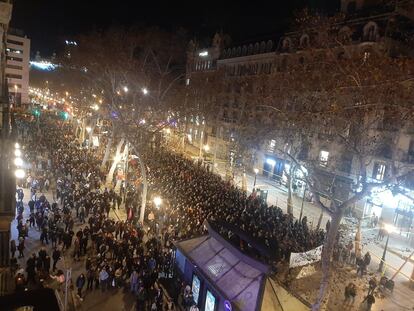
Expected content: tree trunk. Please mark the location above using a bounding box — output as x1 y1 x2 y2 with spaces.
312 208 344 311
287 173 294 215
101 132 114 170
88 123 97 148
105 138 125 188
79 119 86 146
316 211 324 230
138 152 148 225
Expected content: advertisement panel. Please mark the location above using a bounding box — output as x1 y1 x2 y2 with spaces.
205 289 216 311
192 274 201 304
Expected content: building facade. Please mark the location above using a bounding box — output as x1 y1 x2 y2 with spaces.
182 0 414 225
0 0 15 295
5 29 30 106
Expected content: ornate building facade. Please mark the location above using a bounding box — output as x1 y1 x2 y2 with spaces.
182 0 414 223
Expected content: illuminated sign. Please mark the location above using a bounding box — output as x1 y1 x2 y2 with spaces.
205 290 216 311
30 61 57 71
224 300 232 311
192 274 201 304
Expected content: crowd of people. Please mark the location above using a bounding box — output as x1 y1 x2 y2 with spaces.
142 148 325 262
11 115 326 310
12 120 179 310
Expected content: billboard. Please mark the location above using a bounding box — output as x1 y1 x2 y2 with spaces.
205 289 216 311
192 274 201 304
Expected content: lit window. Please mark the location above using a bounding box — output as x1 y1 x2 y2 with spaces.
373 162 386 181
186 78 190 85
266 158 276 166
269 139 276 152
319 150 329 167
199 51 208 57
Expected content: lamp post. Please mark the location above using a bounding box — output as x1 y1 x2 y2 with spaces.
153 197 162 236
299 183 307 222
123 142 129 202
378 224 393 273
14 84 18 104
203 144 209 164
253 168 259 191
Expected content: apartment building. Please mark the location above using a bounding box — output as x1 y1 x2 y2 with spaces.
6 28 30 106
183 0 414 226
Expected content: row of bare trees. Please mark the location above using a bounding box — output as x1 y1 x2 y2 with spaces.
183 13 414 309
42 15 414 310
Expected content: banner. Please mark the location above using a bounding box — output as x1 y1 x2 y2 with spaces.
289 245 323 268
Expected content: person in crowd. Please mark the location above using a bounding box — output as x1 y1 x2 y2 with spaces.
76 273 86 300
10 239 16 258
18 237 25 258
344 282 357 305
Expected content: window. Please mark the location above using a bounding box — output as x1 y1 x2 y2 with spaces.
269 139 276 152
319 150 329 167
186 78 190 85
6 64 22 70
372 162 386 181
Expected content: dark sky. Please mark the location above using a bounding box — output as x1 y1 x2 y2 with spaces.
11 0 339 56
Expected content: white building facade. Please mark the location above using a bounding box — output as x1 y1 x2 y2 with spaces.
6 29 30 105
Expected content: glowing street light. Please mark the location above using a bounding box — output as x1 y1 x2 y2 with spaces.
85 126 92 133
14 149 22 157
153 196 162 209
15 169 25 179
15 142 20 149
123 86 129 92
14 157 23 167
142 88 148 95
203 144 210 152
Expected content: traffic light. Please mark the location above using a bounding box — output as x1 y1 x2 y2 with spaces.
58 111 69 120
32 108 41 117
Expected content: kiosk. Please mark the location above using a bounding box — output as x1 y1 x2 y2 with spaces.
174 222 310 311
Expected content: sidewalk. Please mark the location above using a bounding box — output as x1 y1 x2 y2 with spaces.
362 227 414 264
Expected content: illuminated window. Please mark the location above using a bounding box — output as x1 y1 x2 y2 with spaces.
319 150 329 167
186 78 190 85
372 162 386 181
269 139 276 152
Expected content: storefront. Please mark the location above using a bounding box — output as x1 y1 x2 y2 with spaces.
262 155 285 180
365 188 414 231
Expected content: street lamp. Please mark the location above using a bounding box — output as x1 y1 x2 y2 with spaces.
14 157 23 167
14 149 22 157
15 169 25 179
253 168 259 190
378 223 394 272
123 86 129 92
85 126 92 133
153 197 162 209
142 88 148 95
15 143 20 149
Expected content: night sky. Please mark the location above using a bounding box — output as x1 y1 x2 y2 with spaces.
11 0 339 56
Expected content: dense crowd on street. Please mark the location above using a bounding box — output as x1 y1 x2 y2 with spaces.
143 148 325 261
12 120 177 310
10 116 326 310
